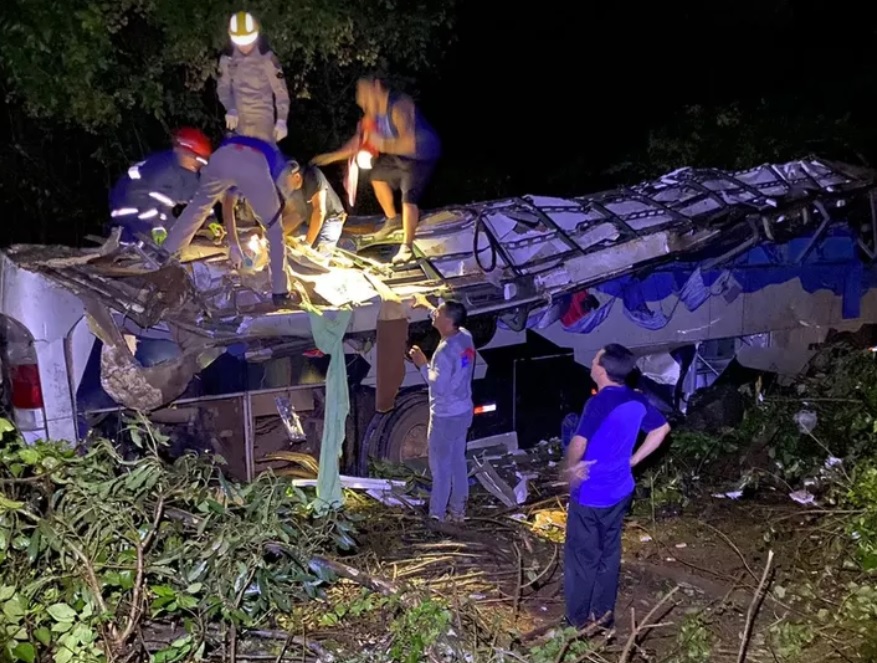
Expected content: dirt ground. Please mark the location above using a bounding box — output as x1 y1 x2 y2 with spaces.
289 487 863 662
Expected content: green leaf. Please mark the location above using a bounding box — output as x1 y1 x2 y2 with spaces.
0 419 15 434
17 448 40 465
34 627 51 646
46 603 77 623
54 646 73 663
151 585 176 598
184 583 202 594
12 643 35 663
3 597 25 621
0 496 25 511
0 586 15 601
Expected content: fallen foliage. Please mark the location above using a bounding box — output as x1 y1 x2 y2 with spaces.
0 417 354 663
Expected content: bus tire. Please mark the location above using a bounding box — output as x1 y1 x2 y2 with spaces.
374 390 431 464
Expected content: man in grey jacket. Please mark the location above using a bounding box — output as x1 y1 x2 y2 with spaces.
409 296 476 522
219 11 290 144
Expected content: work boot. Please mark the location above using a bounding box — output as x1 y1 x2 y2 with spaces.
370 215 402 242
448 513 466 525
391 245 414 265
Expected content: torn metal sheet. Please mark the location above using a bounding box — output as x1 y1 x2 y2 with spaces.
84 297 221 411
4 158 874 350
471 455 519 508
290 475 422 508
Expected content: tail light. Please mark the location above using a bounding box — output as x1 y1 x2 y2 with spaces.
10 364 44 409
473 403 496 415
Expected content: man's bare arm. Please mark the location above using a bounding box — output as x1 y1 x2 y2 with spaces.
223 191 241 248
565 435 587 472
304 190 326 246
281 200 304 236
312 134 360 166
631 423 672 468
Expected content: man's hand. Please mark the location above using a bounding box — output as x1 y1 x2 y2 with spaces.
408 345 428 368
410 293 434 311
565 460 597 487
228 243 244 269
310 153 337 167
225 112 239 131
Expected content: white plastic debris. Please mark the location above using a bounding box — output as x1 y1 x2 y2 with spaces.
639 535 653 543
712 490 743 500
825 456 842 468
789 489 816 505
275 396 306 442
794 409 818 435
513 476 529 505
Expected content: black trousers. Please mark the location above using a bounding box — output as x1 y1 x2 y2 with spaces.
563 494 632 628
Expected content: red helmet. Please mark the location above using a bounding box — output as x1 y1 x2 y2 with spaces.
173 127 212 160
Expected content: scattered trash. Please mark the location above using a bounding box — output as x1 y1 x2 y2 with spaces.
712 490 744 500
640 534 653 543
530 509 567 543
675 542 688 549
789 489 816 506
276 396 306 442
794 409 818 435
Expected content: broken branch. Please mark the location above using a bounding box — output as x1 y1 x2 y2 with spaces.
736 550 775 663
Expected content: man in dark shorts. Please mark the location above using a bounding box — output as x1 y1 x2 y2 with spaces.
563 344 671 629
312 77 441 264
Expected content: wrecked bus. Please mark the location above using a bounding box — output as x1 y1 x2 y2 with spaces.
2 157 877 481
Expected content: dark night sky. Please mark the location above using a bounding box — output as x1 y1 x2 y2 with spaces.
416 0 877 198
3 0 877 245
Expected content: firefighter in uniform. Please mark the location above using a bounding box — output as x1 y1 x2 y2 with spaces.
108 127 213 244
218 11 290 144
161 135 296 308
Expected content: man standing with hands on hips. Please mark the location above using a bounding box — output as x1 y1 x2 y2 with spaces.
408 295 476 523
563 343 671 630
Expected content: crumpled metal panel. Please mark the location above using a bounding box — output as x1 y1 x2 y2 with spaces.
4 158 874 349
406 158 875 291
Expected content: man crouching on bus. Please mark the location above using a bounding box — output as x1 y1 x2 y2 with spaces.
408 296 476 523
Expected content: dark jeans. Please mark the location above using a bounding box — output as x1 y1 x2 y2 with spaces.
427 411 472 520
564 493 633 628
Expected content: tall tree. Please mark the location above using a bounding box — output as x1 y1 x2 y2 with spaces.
0 0 457 244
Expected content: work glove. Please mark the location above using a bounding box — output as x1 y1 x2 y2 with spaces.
274 119 288 142
228 243 244 269
225 112 239 131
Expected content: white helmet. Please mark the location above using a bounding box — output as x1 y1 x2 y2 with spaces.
228 11 259 47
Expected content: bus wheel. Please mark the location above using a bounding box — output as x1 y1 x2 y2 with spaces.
377 391 430 464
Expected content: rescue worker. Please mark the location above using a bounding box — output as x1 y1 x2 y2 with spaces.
108 127 212 244
218 11 290 144
284 162 348 254
161 135 297 308
312 77 441 264
223 161 346 256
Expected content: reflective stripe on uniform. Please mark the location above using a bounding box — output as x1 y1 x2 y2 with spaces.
148 191 176 207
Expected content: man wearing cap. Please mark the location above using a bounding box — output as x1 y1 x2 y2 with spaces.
218 11 290 144
161 134 296 308
108 127 213 245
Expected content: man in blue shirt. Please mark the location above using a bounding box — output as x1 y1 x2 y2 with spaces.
563 344 671 629
108 127 213 244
